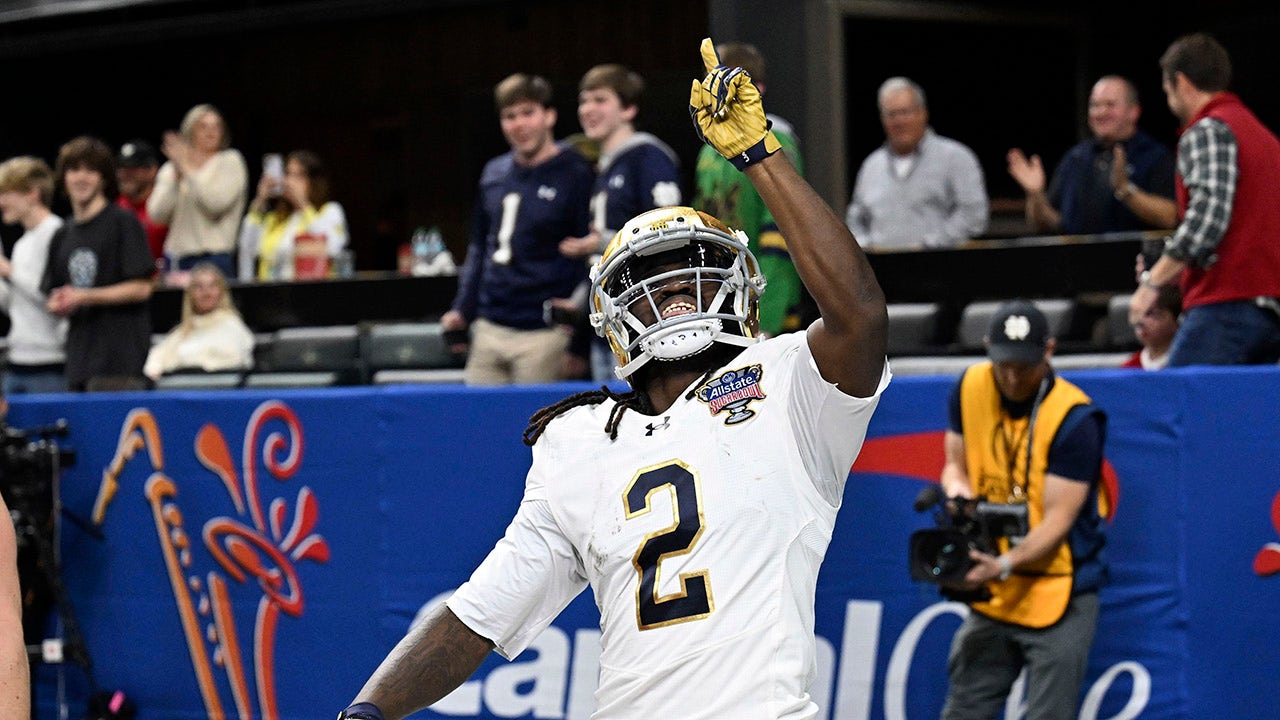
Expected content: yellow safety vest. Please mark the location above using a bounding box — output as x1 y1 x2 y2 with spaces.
959 362 1092 628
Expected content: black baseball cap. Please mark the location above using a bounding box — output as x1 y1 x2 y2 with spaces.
986 300 1049 363
117 140 159 168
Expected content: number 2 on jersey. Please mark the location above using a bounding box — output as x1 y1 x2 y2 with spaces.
624 461 714 630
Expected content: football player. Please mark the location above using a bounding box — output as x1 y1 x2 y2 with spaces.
338 39 889 720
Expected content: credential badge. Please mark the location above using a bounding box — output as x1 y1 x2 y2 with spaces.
695 364 765 425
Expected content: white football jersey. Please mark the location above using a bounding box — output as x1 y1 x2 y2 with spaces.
449 333 890 719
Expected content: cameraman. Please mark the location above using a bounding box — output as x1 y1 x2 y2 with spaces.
1 491 29 718
939 300 1108 720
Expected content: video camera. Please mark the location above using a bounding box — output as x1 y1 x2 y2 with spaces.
908 485 1029 601
0 420 76 536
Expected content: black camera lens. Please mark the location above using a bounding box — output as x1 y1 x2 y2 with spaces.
909 528 974 584
930 540 969 579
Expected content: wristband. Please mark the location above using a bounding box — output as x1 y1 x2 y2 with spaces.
728 131 781 171
337 702 386 720
997 555 1013 581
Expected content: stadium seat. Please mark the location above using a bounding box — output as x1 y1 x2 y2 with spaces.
956 299 1075 352
154 371 244 390
243 325 362 387
363 322 465 384
1107 293 1138 349
886 302 940 356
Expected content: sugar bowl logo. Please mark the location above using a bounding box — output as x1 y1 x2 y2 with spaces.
91 401 328 720
695 364 766 425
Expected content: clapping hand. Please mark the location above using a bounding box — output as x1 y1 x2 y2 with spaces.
1111 143 1132 196
1006 148 1046 194
161 131 192 174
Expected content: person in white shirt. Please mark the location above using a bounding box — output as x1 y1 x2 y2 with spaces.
0 156 67 393
237 150 348 281
148 103 248 277
144 262 254 380
337 38 890 720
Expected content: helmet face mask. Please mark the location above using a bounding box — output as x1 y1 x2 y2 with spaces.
590 207 765 381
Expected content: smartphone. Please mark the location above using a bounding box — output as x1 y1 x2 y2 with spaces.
262 153 284 195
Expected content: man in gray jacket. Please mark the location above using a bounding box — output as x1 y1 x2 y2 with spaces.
847 77 988 249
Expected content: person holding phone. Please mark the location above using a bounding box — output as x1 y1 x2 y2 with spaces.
237 150 348 281
147 103 248 278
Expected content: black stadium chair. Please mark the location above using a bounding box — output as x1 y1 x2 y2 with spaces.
153 371 245 390
243 325 363 387
956 299 1075 352
886 302 941 356
363 322 465 384
1107 293 1139 350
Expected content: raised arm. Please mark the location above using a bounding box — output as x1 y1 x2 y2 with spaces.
690 38 886 395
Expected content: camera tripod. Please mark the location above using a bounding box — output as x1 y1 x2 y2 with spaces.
5 432 105 717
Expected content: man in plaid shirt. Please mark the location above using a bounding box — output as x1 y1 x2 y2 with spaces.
1129 33 1280 365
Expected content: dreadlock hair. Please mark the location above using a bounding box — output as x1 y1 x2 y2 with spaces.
521 342 739 446
522 386 654 446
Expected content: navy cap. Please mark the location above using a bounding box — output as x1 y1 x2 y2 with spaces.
986 300 1049 363
117 139 159 168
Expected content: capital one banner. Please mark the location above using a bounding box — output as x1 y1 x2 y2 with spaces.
11 366 1280 719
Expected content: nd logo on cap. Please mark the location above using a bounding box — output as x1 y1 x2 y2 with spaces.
1003 315 1032 341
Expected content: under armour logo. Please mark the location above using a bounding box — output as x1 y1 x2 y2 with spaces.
1003 315 1031 341
609 174 625 189
645 416 671 436
537 185 557 201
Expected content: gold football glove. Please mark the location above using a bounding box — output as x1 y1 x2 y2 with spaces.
688 37 781 170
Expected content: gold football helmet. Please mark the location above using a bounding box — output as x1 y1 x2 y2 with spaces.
589 207 766 380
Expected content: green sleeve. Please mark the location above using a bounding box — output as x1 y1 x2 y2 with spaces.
756 253 801 336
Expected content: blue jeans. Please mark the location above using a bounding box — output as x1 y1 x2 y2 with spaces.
3 365 67 394
175 252 235 278
1168 300 1280 366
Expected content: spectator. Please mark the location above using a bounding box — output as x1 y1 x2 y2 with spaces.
0 492 26 720
147 103 248 278
939 300 1108 720
1131 33 1280 365
44 136 154 393
115 139 169 267
846 77 988 249
693 41 805 337
238 150 349 281
440 73 593 385
1121 284 1181 369
0 156 68 394
558 63 682 381
1010 75 1177 235
144 262 254 381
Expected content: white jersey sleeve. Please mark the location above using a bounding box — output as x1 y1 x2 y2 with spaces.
786 333 892 505
446 444 589 660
